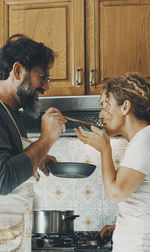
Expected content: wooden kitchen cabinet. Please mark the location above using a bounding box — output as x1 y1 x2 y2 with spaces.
86 0 150 95
0 0 150 96
0 0 85 96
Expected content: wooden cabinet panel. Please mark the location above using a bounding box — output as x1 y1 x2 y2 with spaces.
86 0 150 95
100 0 150 80
0 0 85 96
9 4 67 80
85 0 102 95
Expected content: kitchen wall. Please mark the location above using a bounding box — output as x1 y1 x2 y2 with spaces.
31 136 127 231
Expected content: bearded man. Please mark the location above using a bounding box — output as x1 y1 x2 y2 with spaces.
0 34 66 251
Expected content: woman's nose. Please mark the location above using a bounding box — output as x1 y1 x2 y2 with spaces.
99 109 104 120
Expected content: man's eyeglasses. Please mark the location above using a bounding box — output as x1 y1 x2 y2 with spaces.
32 68 50 86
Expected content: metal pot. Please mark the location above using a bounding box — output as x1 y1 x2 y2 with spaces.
32 210 79 234
61 210 79 233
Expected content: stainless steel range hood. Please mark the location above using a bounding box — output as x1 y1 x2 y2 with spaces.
21 95 101 138
39 95 100 112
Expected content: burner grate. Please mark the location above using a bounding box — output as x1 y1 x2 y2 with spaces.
20 110 100 135
32 231 112 251
64 111 100 130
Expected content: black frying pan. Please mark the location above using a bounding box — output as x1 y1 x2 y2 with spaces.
46 162 96 178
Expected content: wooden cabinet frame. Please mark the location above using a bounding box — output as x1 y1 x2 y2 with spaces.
0 0 85 96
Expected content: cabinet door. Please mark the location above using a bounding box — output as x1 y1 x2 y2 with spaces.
85 0 101 95
100 0 150 81
86 0 150 94
0 0 85 96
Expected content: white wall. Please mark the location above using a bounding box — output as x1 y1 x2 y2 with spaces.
31 136 127 231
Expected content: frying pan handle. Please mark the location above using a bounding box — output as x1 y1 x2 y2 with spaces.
62 215 79 221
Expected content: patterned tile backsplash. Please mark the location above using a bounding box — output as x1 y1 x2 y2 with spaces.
31 136 127 231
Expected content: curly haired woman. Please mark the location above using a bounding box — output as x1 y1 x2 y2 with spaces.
74 73 150 252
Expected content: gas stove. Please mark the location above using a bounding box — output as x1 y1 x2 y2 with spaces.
32 231 112 252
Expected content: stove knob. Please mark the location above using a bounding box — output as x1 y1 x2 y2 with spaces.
37 238 44 248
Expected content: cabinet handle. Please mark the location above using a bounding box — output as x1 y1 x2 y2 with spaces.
90 69 95 87
76 68 81 87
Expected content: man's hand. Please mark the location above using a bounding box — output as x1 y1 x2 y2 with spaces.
41 107 66 146
39 154 57 176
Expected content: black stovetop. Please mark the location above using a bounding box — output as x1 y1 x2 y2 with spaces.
20 110 100 137
32 231 112 252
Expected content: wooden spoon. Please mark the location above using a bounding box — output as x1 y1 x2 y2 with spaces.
64 115 102 130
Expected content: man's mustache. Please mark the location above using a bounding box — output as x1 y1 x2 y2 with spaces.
36 87 45 94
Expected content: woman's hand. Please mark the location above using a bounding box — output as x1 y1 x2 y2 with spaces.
74 126 111 153
100 224 115 239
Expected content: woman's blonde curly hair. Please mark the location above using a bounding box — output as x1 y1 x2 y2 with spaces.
103 72 150 124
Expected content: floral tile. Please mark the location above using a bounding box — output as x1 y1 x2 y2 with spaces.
73 180 103 209
103 208 118 226
73 208 103 231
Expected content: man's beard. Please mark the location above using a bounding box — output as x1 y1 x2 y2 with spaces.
17 74 44 119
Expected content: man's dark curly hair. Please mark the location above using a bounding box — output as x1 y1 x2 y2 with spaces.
0 34 55 79
103 72 150 124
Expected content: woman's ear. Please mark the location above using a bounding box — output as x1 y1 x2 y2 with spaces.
13 62 24 80
121 100 131 115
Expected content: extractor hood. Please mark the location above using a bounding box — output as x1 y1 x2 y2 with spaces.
20 95 101 137
39 95 100 112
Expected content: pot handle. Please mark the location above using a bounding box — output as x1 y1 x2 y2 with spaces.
62 215 79 221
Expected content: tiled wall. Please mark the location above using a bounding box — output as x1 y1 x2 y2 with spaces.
31 136 127 231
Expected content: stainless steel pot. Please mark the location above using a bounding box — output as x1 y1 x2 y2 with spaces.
61 210 79 233
32 210 79 234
